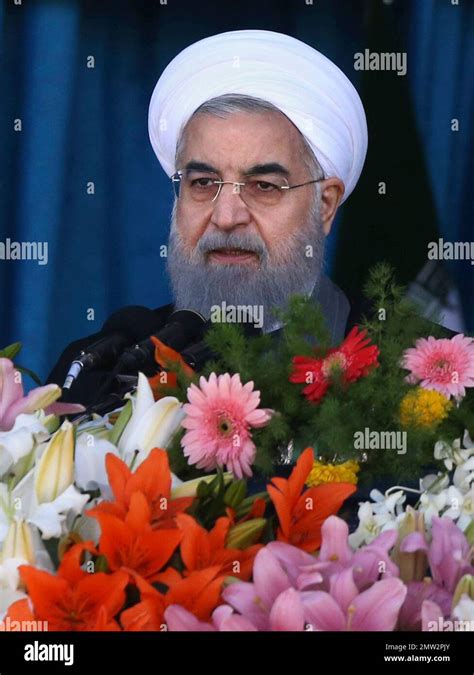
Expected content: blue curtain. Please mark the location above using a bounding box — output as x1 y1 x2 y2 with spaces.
407 0 474 327
1 0 472 387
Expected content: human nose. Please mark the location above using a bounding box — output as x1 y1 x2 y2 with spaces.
209 182 252 231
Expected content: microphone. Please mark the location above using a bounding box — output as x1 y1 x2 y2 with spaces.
62 306 164 390
116 309 207 372
180 340 216 371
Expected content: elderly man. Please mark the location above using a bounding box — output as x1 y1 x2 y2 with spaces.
47 29 367 406
164 92 346 336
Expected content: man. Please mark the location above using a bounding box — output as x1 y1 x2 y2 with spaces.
47 29 368 406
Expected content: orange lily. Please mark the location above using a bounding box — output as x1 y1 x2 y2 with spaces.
267 447 356 553
176 513 261 580
148 337 195 399
94 491 182 583
120 567 223 630
87 448 193 529
5 542 128 631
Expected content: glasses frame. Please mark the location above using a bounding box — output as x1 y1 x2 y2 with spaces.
170 170 325 204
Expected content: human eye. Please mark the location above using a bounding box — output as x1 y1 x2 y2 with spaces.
253 180 279 192
191 176 215 188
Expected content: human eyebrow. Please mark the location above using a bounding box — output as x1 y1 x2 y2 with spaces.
243 163 290 177
183 161 220 174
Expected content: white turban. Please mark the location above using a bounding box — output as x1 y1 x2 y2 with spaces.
148 29 367 203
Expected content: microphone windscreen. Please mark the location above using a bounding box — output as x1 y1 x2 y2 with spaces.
102 306 164 342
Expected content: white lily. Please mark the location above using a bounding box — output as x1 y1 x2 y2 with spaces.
0 412 52 478
34 420 75 504
442 486 474 532
369 488 406 516
1 518 35 564
452 595 474 623
75 412 114 435
0 453 89 543
419 489 448 525
349 501 399 548
434 438 457 471
457 490 474 532
0 520 54 617
74 432 120 498
171 472 233 499
74 395 185 500
434 432 474 471
453 457 474 493
419 472 450 494
29 485 89 539
0 558 27 617
69 501 102 545
118 373 185 468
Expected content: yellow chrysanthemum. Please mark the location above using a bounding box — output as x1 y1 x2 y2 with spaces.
399 387 452 429
306 459 360 487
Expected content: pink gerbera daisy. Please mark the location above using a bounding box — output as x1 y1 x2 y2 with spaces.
181 372 272 478
401 334 474 399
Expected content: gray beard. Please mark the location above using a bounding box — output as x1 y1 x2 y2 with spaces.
166 205 326 332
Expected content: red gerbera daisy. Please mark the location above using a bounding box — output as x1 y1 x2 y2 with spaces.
289 326 379 403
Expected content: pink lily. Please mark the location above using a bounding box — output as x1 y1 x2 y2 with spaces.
165 521 408 632
222 547 297 630
399 580 451 631
272 516 399 592
166 586 306 632
428 517 474 593
0 358 83 431
164 605 216 631
396 516 473 629
302 569 407 631
224 588 304 631
351 530 400 590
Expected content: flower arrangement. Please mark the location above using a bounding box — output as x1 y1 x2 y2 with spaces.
0 263 473 632
1 439 473 632
161 264 474 485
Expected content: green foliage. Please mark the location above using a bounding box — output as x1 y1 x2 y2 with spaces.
109 399 132 446
169 263 473 485
167 428 202 481
187 469 261 529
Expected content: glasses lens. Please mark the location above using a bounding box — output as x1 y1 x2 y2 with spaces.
173 172 289 206
181 174 220 202
242 178 287 208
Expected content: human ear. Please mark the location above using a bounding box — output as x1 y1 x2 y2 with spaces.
319 178 345 235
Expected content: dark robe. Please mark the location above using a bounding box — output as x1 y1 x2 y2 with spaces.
46 274 351 408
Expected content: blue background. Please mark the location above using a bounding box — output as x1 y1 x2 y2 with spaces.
0 0 473 385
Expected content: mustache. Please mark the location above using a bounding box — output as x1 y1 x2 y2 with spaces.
195 231 268 258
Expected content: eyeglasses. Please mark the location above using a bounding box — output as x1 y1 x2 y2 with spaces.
170 170 324 208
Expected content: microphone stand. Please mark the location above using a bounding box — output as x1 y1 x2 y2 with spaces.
71 374 139 426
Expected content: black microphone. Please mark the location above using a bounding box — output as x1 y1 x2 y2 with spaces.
62 306 164 390
116 309 207 372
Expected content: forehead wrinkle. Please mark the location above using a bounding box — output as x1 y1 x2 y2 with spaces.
178 110 304 175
